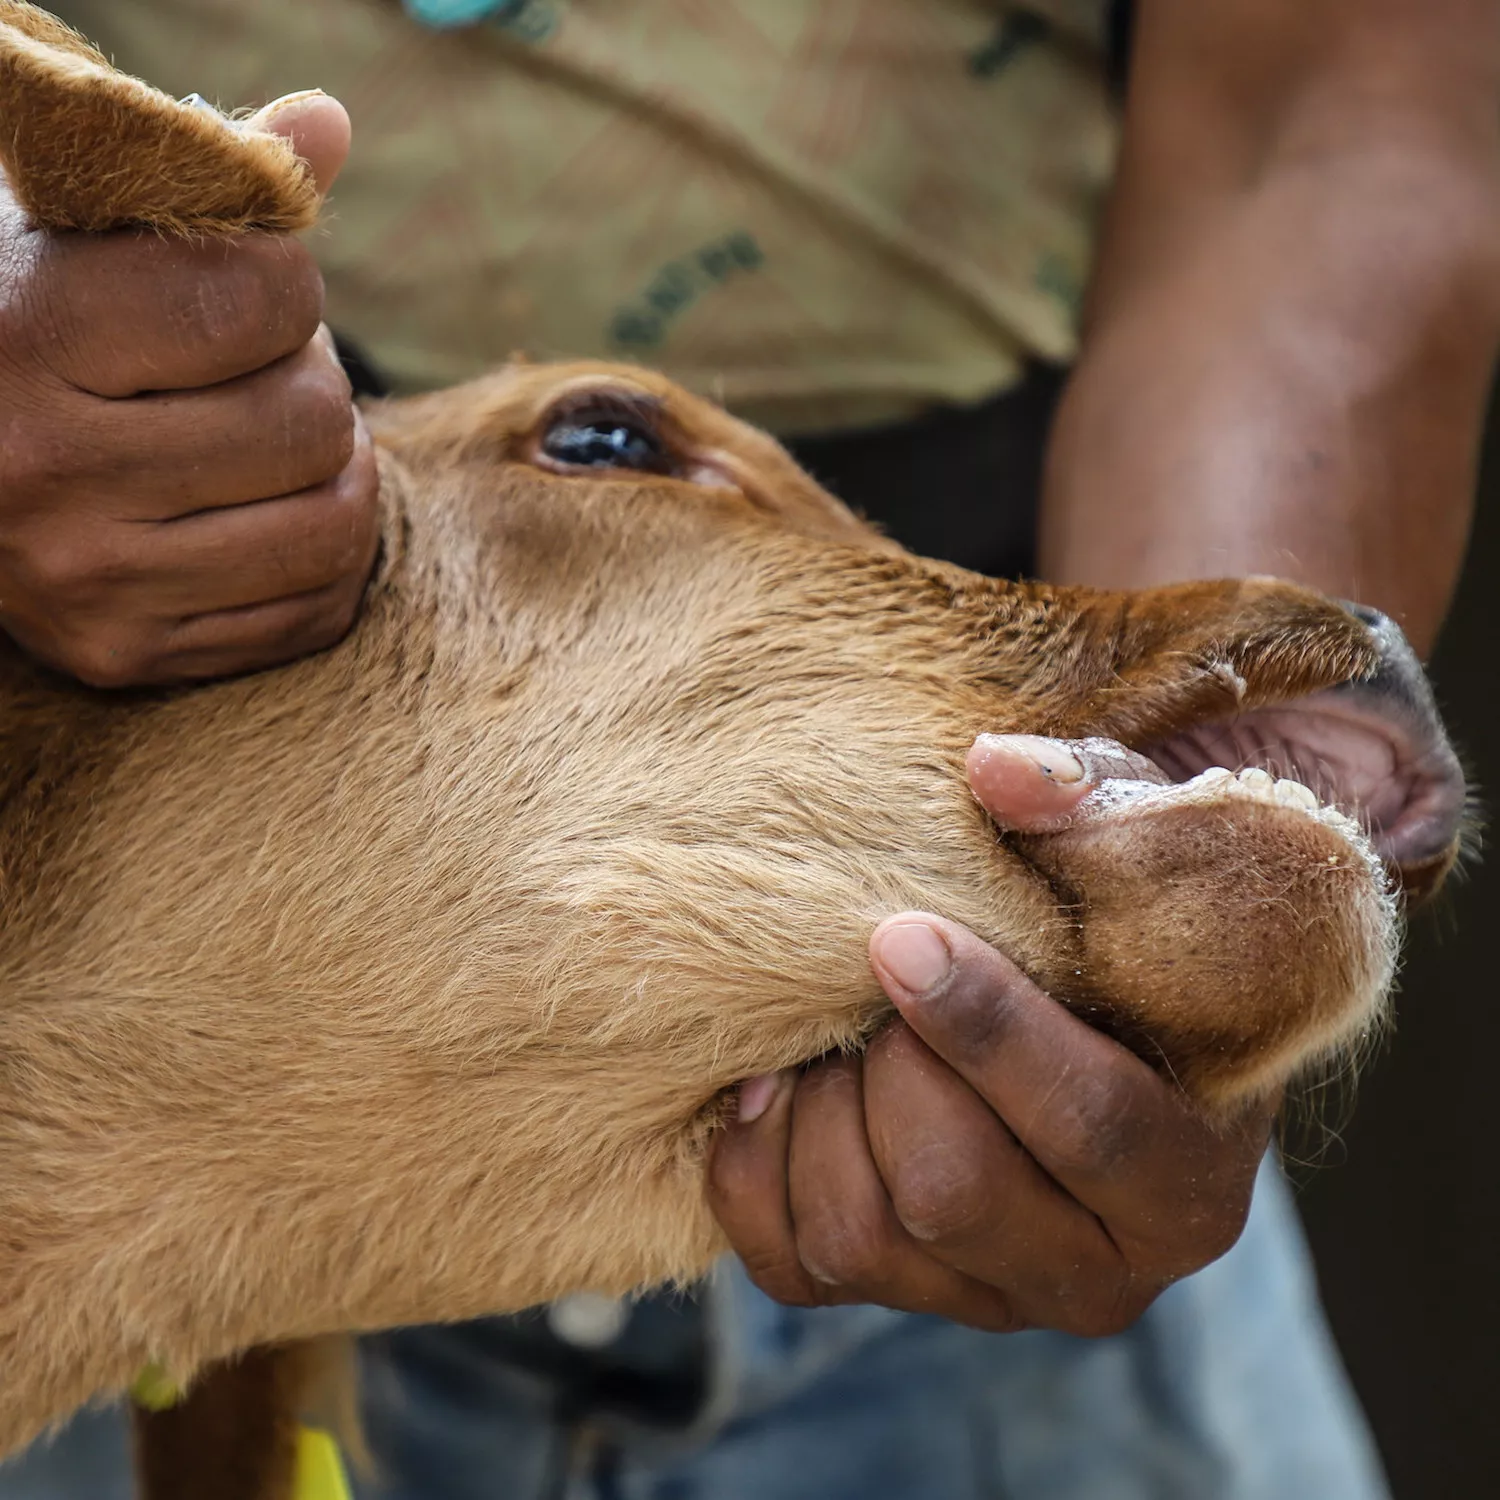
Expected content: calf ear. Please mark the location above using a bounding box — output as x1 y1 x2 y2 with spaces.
0 0 318 235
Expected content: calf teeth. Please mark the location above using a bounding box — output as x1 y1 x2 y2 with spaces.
1194 765 1323 814
1273 777 1319 811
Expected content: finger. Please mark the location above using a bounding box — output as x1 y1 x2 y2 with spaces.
150 576 370 684
785 1054 1021 1331
128 419 378 616
862 1021 1147 1336
966 735 1092 832
247 92 352 197
967 734 1167 834
16 568 362 689
707 1070 828 1308
33 485 375 687
18 338 358 525
869 915 1271 1273
16 421 376 687
29 230 325 395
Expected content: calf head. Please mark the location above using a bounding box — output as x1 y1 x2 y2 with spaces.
0 5 1469 1495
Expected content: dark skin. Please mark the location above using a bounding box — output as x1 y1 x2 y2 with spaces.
4 2 1498 1337
0 95 376 687
1043 0 1500 658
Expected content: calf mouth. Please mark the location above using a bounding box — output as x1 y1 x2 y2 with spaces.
1134 604 1470 901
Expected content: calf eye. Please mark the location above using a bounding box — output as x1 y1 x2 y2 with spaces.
541 405 672 475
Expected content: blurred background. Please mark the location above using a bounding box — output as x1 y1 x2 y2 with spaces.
1299 402 1500 1500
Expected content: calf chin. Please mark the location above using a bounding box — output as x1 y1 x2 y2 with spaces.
1020 777 1396 1110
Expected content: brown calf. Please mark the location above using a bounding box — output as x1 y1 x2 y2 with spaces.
0 5 1468 1496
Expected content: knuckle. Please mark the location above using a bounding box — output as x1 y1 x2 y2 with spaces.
887 1148 992 1248
19 535 108 605
288 587 362 659
796 1207 893 1290
1173 1199 1250 1270
737 1248 820 1310
261 237 326 332
1118 1172 1256 1284
0 419 83 499
317 590 362 645
934 977 1014 1059
314 488 380 587
296 349 356 428
703 1137 756 1214
1203 1208 1249 1263
1028 1255 1141 1340
1073 1281 1155 1340
1032 1074 1145 1179
964 1296 1027 1336
284 356 357 478
222 236 325 347
1059 1303 1137 1340
66 630 153 689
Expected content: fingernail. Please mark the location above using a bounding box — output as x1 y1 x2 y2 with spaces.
874 921 952 995
986 734 1085 784
256 88 329 123
737 1070 791 1125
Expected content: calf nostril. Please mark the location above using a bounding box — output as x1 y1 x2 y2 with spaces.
1332 601 1421 711
1332 601 1427 714
1337 599 1388 632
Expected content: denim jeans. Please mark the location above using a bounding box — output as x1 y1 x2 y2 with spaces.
1 1158 1387 1500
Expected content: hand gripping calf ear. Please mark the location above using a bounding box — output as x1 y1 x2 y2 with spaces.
0 0 318 234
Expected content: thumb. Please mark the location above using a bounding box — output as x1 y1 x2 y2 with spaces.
966 734 1169 834
246 90 352 197
966 734 1093 834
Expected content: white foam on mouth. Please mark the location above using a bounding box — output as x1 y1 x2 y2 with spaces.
1081 764 1389 889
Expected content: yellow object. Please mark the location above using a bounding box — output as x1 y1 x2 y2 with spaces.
128 1369 350 1500
127 1363 182 1413
294 1425 353 1500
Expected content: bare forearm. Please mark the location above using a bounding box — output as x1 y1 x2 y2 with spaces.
1041 0 1500 657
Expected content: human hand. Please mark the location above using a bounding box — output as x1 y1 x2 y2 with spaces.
707 734 1276 1335
0 91 378 686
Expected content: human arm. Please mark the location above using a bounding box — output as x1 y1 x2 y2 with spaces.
0 92 378 686
1042 0 1500 655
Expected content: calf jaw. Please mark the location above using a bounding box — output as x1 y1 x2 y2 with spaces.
1020 759 1394 1108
